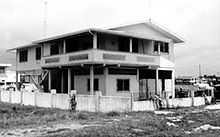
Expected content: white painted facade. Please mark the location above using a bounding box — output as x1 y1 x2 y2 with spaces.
11 21 184 100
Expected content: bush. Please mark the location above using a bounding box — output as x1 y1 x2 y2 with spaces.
106 111 120 117
76 112 89 120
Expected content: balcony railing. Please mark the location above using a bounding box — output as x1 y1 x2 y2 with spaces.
41 49 162 67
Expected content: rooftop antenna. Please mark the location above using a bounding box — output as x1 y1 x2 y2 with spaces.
43 0 48 37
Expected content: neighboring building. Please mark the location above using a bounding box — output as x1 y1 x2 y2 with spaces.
0 64 16 85
10 21 184 100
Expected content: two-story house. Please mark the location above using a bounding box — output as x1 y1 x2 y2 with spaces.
10 21 184 100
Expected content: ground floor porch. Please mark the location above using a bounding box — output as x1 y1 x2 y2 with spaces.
18 64 175 100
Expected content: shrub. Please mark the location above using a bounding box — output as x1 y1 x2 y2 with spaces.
106 111 120 117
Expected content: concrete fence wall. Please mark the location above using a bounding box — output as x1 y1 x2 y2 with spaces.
0 90 132 112
0 90 212 112
166 96 212 108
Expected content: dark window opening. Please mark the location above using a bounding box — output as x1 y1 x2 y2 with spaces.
164 43 169 53
87 78 99 91
160 42 169 53
50 44 59 55
35 47 41 60
118 37 129 52
154 41 169 53
0 67 5 74
19 49 28 62
50 41 63 56
117 79 130 91
132 38 139 53
159 70 172 79
66 34 93 53
109 68 137 75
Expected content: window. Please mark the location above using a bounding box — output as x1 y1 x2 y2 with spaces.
117 79 130 91
0 68 5 74
87 78 99 91
154 41 159 52
19 49 28 62
118 37 130 52
154 41 169 53
35 47 41 60
50 44 60 55
132 38 139 53
160 42 169 53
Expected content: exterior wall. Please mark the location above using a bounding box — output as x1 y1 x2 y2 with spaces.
74 74 138 97
111 23 170 42
43 43 50 56
106 74 138 97
111 23 175 62
74 75 105 95
98 34 119 51
17 47 41 71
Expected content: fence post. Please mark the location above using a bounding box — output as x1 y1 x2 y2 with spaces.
130 92 133 111
34 92 37 107
9 90 12 103
191 90 195 106
20 90 23 105
51 89 57 108
95 91 102 112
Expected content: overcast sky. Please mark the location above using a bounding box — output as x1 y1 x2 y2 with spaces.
0 0 220 76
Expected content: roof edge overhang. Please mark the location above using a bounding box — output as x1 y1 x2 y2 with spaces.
8 20 185 51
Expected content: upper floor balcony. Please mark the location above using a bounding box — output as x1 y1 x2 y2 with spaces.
41 49 174 68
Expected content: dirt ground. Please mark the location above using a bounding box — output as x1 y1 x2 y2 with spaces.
1 103 220 137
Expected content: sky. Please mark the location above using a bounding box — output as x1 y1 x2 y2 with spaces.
0 0 220 76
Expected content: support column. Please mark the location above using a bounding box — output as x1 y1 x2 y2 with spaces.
104 67 108 96
90 65 94 95
155 68 159 95
61 70 64 93
63 40 66 53
68 68 71 94
158 42 161 54
171 70 175 98
136 68 139 96
48 70 51 91
129 38 132 52
93 33 97 49
16 72 19 90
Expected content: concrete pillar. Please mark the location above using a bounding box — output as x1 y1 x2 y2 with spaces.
158 42 161 54
171 70 175 98
155 68 159 95
63 39 66 53
48 70 51 91
61 70 64 93
129 38 132 52
90 65 94 95
93 33 97 49
68 68 71 94
136 68 139 98
104 67 108 95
